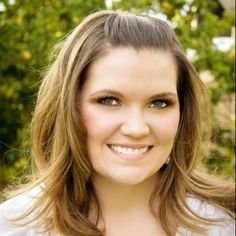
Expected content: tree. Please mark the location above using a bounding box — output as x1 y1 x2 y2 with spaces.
110 0 235 177
0 0 234 188
0 0 106 187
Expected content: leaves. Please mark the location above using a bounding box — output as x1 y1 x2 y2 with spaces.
0 0 234 185
0 0 107 184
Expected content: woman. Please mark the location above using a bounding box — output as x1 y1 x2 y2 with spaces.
0 10 235 236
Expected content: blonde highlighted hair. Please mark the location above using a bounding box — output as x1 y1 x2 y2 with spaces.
5 10 235 236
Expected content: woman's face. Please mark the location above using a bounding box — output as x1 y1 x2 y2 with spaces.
80 48 180 186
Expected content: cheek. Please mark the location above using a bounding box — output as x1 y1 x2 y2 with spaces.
81 108 119 139
151 111 180 141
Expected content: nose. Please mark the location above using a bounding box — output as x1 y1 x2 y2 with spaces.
120 108 150 138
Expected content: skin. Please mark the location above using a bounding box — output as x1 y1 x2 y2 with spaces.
80 48 180 235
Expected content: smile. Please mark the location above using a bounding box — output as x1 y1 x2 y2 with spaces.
108 145 151 156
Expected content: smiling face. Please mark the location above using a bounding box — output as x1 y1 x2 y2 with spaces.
79 48 180 186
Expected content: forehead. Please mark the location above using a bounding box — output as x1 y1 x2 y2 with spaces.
82 48 178 94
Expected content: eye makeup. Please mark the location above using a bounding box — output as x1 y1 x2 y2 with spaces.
149 98 174 109
89 90 178 109
96 96 120 106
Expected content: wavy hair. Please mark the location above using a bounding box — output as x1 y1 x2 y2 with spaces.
5 10 235 236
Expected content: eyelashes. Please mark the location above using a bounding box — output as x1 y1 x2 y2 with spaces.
149 99 173 108
95 95 175 109
96 96 120 106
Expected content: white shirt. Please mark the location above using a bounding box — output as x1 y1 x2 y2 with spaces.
0 186 235 235
176 196 235 236
0 186 44 236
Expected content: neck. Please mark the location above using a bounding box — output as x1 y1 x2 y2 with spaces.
91 173 159 215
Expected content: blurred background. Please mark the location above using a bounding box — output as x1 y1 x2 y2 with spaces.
0 0 235 192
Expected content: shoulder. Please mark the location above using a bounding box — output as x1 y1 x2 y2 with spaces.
186 196 233 219
179 196 235 236
0 185 44 236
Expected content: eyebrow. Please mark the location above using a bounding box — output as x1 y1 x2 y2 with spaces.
149 92 178 100
90 89 125 98
89 89 178 99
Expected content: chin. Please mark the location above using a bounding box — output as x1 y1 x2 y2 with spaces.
109 171 157 186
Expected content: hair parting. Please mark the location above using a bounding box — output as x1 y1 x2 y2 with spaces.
3 10 235 236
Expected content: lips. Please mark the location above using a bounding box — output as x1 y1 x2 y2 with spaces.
108 144 152 156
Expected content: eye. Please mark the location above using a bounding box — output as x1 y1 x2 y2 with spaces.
149 99 169 109
96 96 120 106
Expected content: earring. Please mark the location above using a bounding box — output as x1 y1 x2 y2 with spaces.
165 156 170 165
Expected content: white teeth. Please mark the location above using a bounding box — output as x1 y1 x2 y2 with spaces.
110 145 149 155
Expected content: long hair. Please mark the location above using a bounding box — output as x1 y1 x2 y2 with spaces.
5 10 235 236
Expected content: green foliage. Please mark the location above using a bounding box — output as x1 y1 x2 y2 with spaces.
0 0 234 186
0 0 106 186
112 0 235 177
